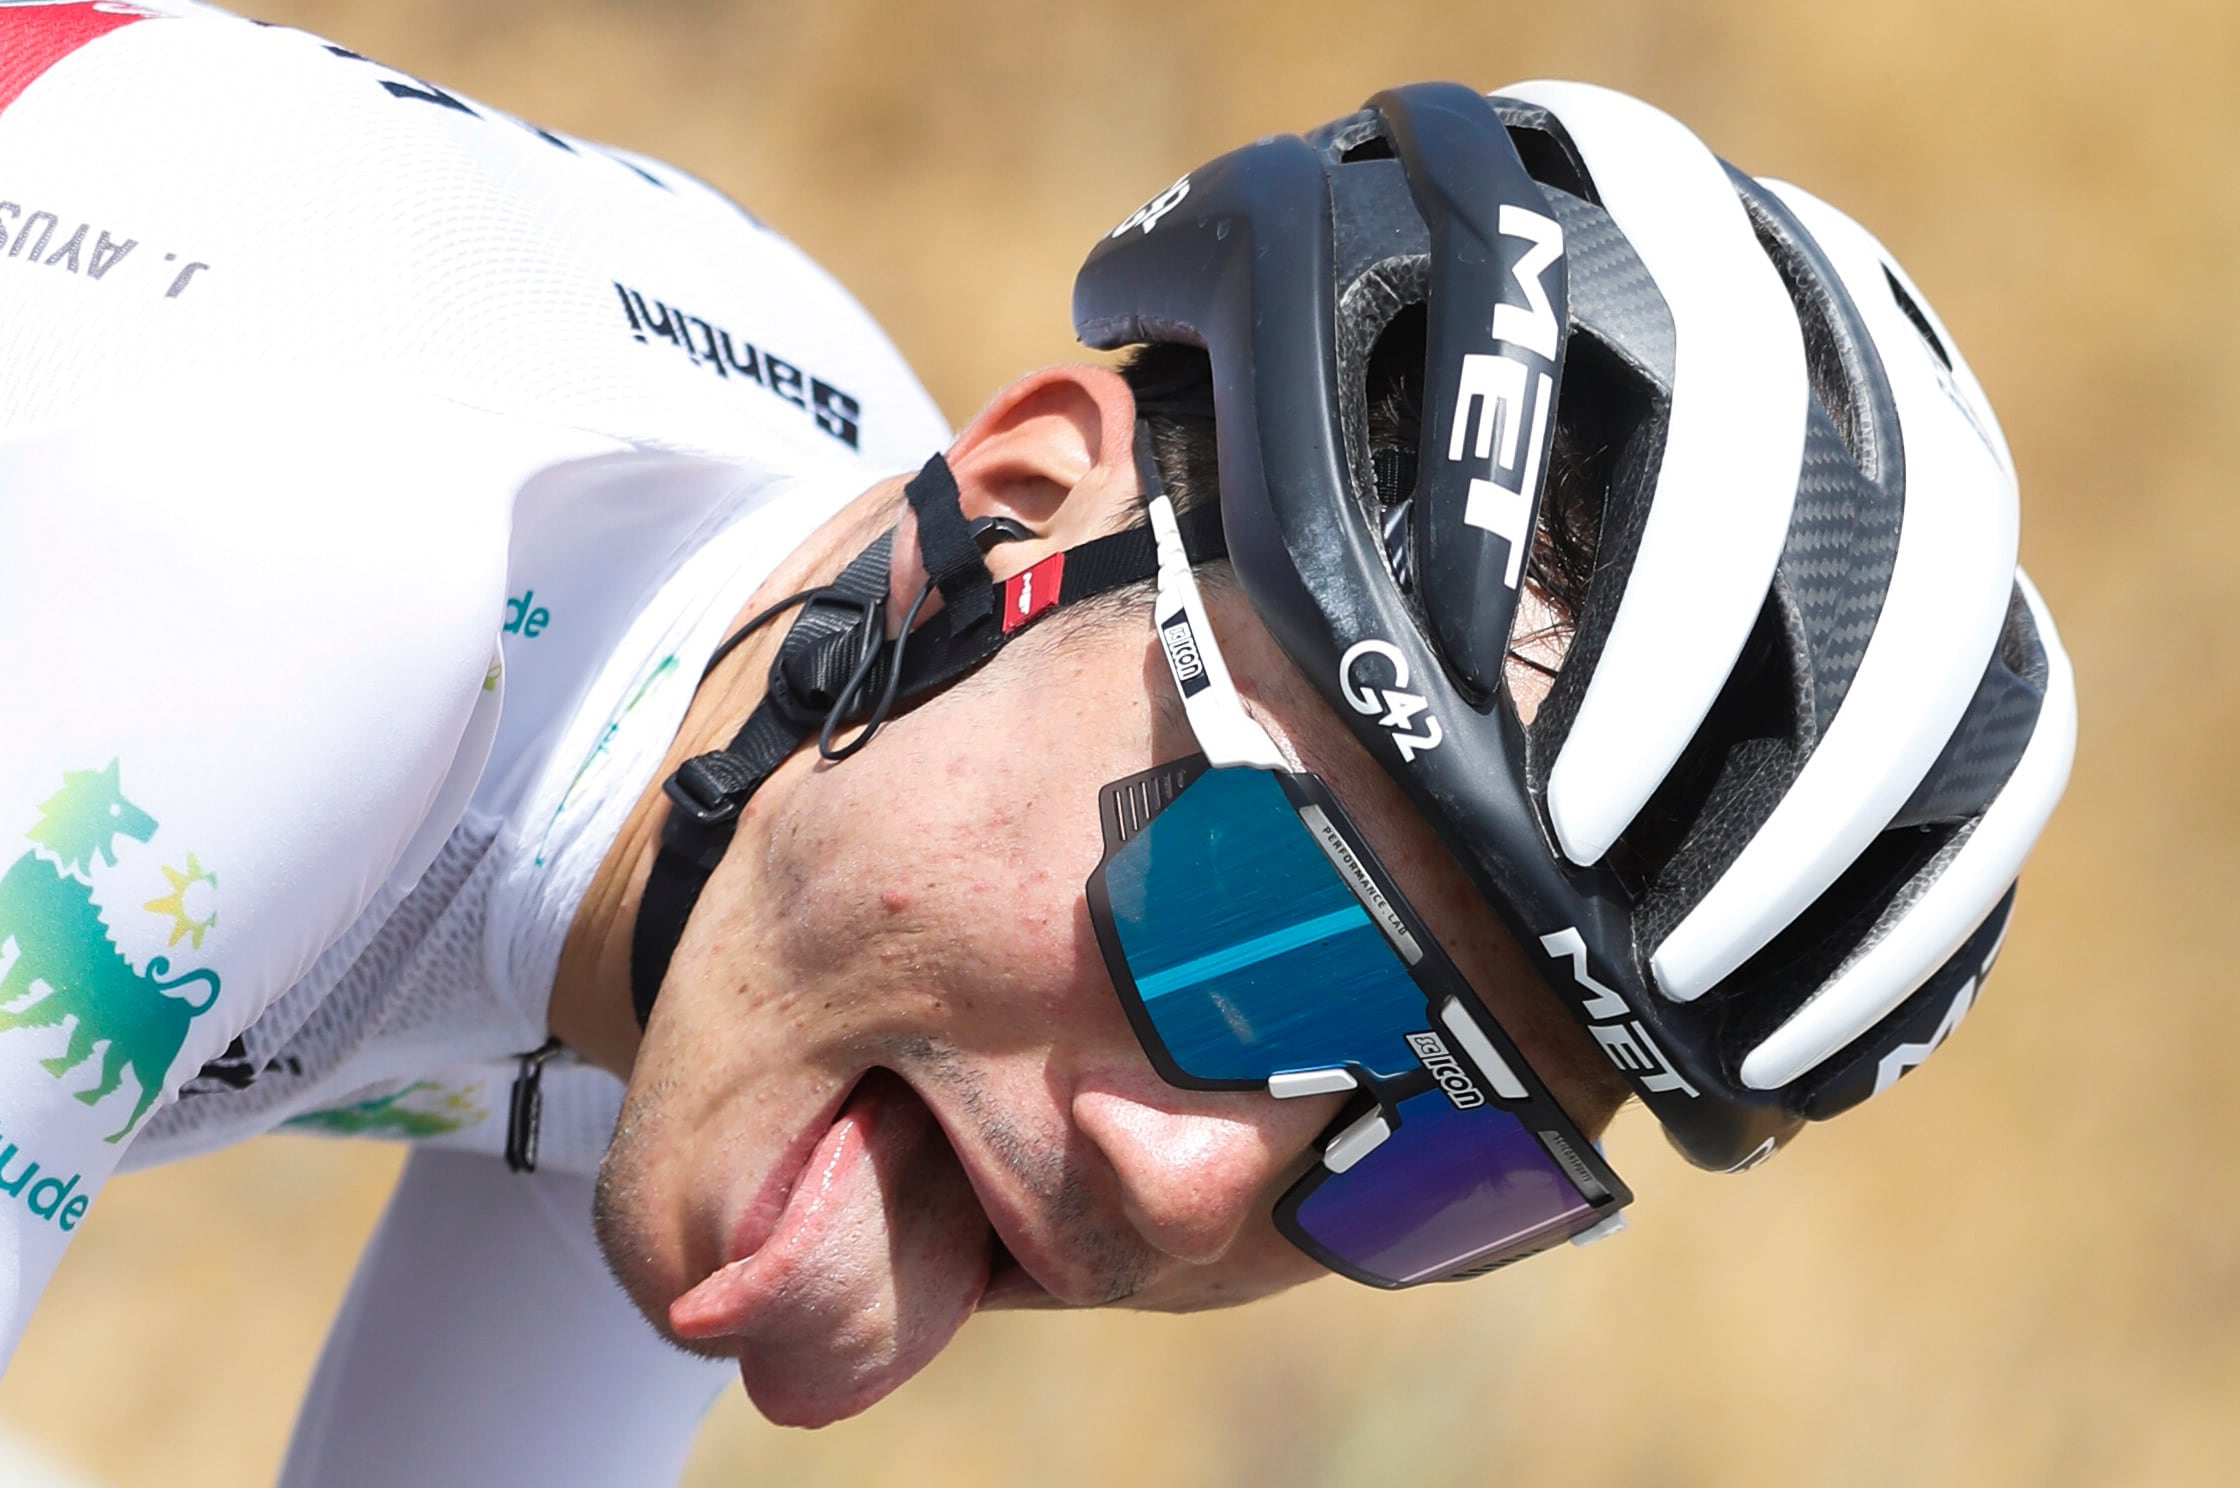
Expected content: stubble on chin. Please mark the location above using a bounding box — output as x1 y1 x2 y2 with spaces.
591 1073 738 1361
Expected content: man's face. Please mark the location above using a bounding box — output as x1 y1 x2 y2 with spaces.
586 367 1621 1428
594 586 1615 1427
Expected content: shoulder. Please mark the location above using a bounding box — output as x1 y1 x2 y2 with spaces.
0 384 625 1165
0 2 948 463
0 384 613 622
0 386 618 975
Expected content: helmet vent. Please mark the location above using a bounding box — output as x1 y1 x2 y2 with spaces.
1360 301 1428 595
1737 189 1867 475
1488 99 1600 204
1341 133 1397 164
1507 126 1595 201
1610 594 1801 916
1712 817 1958 1048
1372 444 1419 511
1373 446 1419 593
1883 264 1954 372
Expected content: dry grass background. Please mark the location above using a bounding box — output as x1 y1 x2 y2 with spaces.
2 1 2234 1483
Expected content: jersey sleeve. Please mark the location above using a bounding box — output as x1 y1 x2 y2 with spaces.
0 388 608 1368
279 1148 730 1487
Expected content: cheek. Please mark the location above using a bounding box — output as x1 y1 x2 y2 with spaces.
750 647 1155 1033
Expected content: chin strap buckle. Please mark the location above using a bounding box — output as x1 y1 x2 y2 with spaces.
663 751 760 831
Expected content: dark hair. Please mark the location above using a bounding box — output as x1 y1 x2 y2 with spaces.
1117 324 1603 671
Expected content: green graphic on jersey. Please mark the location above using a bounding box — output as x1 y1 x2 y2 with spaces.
535 652 679 868
25 760 155 874
145 852 218 949
285 1080 487 1139
0 763 223 1142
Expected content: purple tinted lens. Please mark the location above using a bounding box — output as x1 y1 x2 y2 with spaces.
1289 1088 1595 1286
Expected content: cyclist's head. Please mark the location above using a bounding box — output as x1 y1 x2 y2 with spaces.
584 356 1629 1425
580 80 2072 1429
1073 79 2072 1173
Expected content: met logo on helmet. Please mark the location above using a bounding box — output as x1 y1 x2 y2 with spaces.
1447 205 1564 589
1869 918 2007 1098
1339 639 1442 762
1539 928 1699 1098
1111 175 1191 238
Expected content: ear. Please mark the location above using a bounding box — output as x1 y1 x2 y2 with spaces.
888 364 1139 615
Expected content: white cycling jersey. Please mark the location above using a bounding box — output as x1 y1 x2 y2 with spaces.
0 0 949 1391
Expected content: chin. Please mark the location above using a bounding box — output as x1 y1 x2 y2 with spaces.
590 1111 707 1351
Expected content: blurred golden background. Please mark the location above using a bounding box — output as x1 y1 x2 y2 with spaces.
4 0 2234 1483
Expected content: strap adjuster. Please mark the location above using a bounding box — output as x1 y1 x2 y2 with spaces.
664 751 758 829
630 463 1230 1031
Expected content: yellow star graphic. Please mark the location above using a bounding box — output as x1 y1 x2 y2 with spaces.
145 852 218 950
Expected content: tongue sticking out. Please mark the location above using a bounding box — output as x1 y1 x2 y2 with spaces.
669 1072 991 1427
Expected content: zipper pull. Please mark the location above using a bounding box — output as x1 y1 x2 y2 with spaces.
505 1037 566 1173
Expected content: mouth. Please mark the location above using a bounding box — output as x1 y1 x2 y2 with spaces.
978 1228 1060 1310
665 1068 1054 1426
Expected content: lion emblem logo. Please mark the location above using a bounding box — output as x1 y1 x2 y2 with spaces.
0 762 223 1142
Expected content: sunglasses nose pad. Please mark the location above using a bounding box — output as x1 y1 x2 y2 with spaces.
1266 1068 1358 1100
1320 1106 1394 1173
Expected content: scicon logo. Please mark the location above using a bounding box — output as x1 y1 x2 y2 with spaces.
1338 639 1443 762
1111 175 1190 238
1158 612 1209 696
1405 1030 1485 1110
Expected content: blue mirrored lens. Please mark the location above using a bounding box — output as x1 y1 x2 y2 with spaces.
1291 1088 1593 1286
1101 768 1427 1082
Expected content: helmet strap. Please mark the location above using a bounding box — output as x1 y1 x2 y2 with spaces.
627 441 1224 1028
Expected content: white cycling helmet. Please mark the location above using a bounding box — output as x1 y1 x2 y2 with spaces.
1074 80 2077 1169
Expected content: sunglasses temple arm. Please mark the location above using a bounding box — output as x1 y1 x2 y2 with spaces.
1148 494 1288 773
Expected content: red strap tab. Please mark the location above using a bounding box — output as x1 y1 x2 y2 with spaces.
0 4 154 118
1001 552 1065 634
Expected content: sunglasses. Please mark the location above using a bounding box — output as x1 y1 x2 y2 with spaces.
1083 494 1630 1287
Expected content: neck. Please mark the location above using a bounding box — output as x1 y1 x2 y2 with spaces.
548 473 909 1075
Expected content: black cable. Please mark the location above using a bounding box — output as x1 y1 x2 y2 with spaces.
700 585 830 681
819 574 937 762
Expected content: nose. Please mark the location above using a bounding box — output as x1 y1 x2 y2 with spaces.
1071 1076 1341 1266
